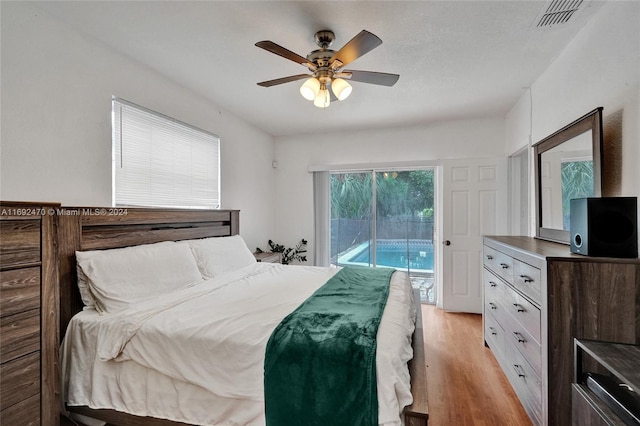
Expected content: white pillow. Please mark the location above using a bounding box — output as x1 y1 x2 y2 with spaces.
76 241 203 313
76 262 98 309
186 235 257 279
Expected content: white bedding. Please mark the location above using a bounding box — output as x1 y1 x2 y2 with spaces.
61 262 416 426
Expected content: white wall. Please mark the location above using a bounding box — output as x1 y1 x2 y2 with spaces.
505 91 533 155
0 2 276 249
506 1 640 199
274 118 506 262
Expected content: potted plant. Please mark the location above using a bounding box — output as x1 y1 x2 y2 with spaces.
256 239 308 265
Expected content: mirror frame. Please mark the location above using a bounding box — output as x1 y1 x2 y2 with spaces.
533 107 603 244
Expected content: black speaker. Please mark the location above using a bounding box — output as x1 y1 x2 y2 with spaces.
570 197 638 258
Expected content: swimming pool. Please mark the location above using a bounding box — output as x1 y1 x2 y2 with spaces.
336 239 434 273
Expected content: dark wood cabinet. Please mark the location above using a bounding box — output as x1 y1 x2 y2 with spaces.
0 202 59 426
483 236 639 426
572 339 640 425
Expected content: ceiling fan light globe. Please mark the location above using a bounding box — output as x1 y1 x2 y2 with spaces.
331 78 352 101
300 78 320 101
313 88 330 108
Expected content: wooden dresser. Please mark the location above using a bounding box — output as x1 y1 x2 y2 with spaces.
482 235 639 426
1 202 59 426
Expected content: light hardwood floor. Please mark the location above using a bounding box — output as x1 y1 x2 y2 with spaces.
422 304 532 426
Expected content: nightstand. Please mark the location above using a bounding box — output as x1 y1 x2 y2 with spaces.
254 252 281 263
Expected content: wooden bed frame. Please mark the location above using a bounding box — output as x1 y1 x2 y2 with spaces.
57 207 428 425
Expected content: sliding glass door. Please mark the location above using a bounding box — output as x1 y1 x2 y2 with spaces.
330 169 435 303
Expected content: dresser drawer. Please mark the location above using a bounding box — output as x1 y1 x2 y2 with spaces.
0 393 40 426
501 285 541 344
0 267 40 318
0 309 40 363
0 220 41 268
0 352 40 410
513 259 542 305
506 341 542 425
484 310 506 358
504 316 542 375
483 246 514 283
483 269 510 325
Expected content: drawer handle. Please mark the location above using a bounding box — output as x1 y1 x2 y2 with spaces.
500 263 509 269
513 364 526 378
489 302 497 310
519 275 534 283
489 281 497 287
486 255 494 260
489 327 497 336
513 303 525 313
512 331 526 343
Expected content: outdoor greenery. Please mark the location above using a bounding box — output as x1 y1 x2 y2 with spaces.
330 170 434 219
330 172 372 219
561 160 594 230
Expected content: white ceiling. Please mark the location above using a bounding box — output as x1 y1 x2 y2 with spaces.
32 1 604 137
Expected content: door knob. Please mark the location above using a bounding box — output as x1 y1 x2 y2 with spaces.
444 240 451 246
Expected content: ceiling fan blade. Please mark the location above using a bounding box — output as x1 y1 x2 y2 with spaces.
329 30 382 69
257 74 310 87
341 70 400 87
255 41 316 70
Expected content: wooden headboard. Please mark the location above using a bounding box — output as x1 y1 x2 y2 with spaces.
57 207 239 340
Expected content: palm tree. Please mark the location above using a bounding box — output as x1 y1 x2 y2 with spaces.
561 160 594 229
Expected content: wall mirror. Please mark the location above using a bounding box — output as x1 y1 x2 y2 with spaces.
533 107 603 244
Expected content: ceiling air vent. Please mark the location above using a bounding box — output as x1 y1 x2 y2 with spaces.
534 0 585 28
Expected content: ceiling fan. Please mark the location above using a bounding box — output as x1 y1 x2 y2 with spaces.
255 29 399 108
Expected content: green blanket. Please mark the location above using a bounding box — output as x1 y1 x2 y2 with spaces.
264 266 394 426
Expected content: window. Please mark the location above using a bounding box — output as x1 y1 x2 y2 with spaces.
112 97 220 208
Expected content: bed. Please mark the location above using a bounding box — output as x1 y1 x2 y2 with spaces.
57 207 428 426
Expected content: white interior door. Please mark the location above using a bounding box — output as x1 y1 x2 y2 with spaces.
440 157 508 313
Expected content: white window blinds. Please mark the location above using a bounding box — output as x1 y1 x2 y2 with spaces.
113 98 220 209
